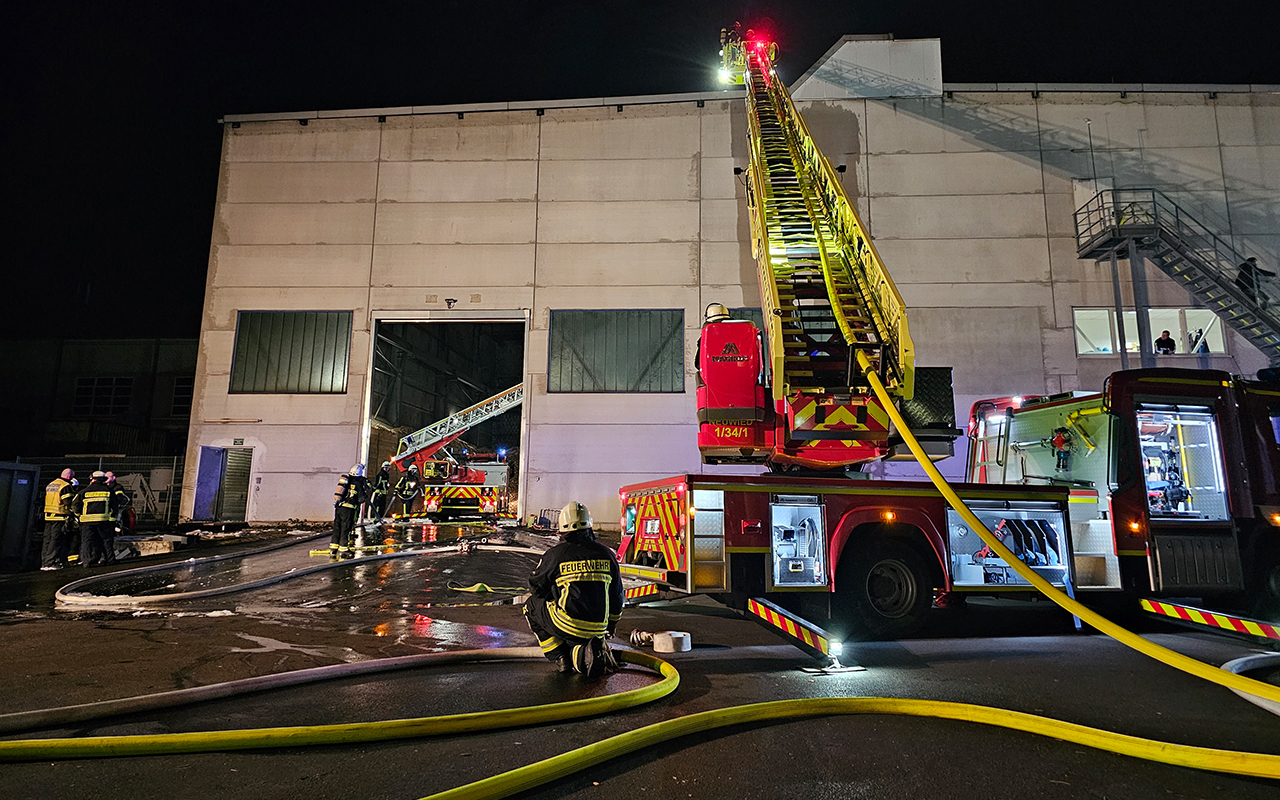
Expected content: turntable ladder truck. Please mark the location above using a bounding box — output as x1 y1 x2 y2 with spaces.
615 28 1072 650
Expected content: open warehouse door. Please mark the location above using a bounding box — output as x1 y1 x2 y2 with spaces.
365 320 525 521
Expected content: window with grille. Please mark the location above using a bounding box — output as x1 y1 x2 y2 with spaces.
171 375 195 416
73 376 133 416
229 311 352 394
548 310 684 393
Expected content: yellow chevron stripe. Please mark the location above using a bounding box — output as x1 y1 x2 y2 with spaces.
1243 620 1265 636
1211 613 1233 628
1187 608 1207 625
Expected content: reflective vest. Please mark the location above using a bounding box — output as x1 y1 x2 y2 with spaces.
44 478 73 521
79 488 115 524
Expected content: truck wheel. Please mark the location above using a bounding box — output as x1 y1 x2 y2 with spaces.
834 538 933 640
1250 559 1280 621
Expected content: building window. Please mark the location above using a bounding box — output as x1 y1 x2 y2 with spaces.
229 311 352 394
73 376 133 416
1072 308 1227 356
548 309 684 392
171 375 195 416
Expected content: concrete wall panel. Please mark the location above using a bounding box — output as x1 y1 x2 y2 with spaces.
539 159 699 202
540 107 701 160
701 156 743 200
700 241 754 288
217 204 375 245
908 307 1045 394
380 113 539 161
212 245 373 287
374 202 537 244
225 120 382 163
367 285 534 312
874 237 1051 284
700 198 748 243
206 287 370 331
867 151 1044 196
224 162 379 203
377 160 538 203
1216 99 1280 147
535 242 698 287
1221 146 1280 192
537 201 699 243
870 194 1047 239
372 244 534 287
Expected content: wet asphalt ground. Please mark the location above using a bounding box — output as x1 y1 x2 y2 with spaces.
1 521 1278 800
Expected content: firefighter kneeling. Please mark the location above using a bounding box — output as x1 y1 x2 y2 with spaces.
523 501 623 677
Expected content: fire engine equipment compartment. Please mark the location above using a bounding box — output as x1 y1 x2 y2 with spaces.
1135 403 1228 520
947 501 1069 587
770 495 826 587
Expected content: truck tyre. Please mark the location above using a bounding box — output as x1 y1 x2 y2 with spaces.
834 537 933 640
1250 558 1280 621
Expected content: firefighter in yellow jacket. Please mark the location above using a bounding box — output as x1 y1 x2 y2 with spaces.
40 468 77 570
330 464 368 558
523 501 623 677
73 471 130 567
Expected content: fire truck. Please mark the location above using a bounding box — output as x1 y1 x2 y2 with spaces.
390 384 522 522
618 29 1280 646
616 28 1070 645
421 457 510 521
967 368 1280 618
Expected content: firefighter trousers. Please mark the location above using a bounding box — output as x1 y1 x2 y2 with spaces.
331 506 357 549
523 596 592 662
41 520 68 567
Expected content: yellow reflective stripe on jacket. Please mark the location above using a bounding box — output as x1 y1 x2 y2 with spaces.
79 490 114 523
548 602 609 639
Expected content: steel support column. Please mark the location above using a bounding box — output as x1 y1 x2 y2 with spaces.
1128 238 1156 368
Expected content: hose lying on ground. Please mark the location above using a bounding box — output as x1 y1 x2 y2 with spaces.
0 650 678 760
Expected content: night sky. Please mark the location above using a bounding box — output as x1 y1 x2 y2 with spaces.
7 1 1278 339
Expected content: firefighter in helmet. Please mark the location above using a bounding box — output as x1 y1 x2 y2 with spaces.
368 461 392 521
330 464 368 559
392 463 423 517
523 501 623 677
695 302 732 386
74 471 129 567
40 468 77 570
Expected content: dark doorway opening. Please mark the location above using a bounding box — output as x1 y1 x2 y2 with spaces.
367 321 525 502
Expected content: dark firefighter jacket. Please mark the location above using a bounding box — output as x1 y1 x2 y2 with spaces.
75 480 130 524
394 472 421 500
529 532 623 640
334 474 369 509
370 468 391 499
44 478 78 521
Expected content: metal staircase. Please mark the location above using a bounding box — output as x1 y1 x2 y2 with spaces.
392 383 523 469
1075 189 1280 364
737 37 914 403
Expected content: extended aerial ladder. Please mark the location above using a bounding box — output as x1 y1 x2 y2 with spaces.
699 27 937 470
391 383 523 474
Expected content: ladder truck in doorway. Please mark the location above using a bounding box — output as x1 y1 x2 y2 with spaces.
391 384 522 521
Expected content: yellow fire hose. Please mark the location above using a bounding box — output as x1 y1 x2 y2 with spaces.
3 354 1278 797
0 650 677 761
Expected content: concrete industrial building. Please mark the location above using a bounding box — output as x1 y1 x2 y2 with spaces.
184 36 1280 526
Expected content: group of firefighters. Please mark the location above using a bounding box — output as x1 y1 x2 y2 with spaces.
331 464 623 677
41 468 133 570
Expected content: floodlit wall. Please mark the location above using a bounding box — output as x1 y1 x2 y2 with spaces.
797 88 1279 479
188 85 1280 523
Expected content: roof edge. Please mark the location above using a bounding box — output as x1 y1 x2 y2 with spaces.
220 89 747 124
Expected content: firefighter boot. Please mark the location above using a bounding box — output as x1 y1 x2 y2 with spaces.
597 637 620 674
328 543 341 561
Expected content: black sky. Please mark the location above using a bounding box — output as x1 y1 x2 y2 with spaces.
6 1 1279 339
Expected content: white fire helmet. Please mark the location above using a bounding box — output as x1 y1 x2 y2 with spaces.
704 303 730 324
350 464 365 477
558 501 592 533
